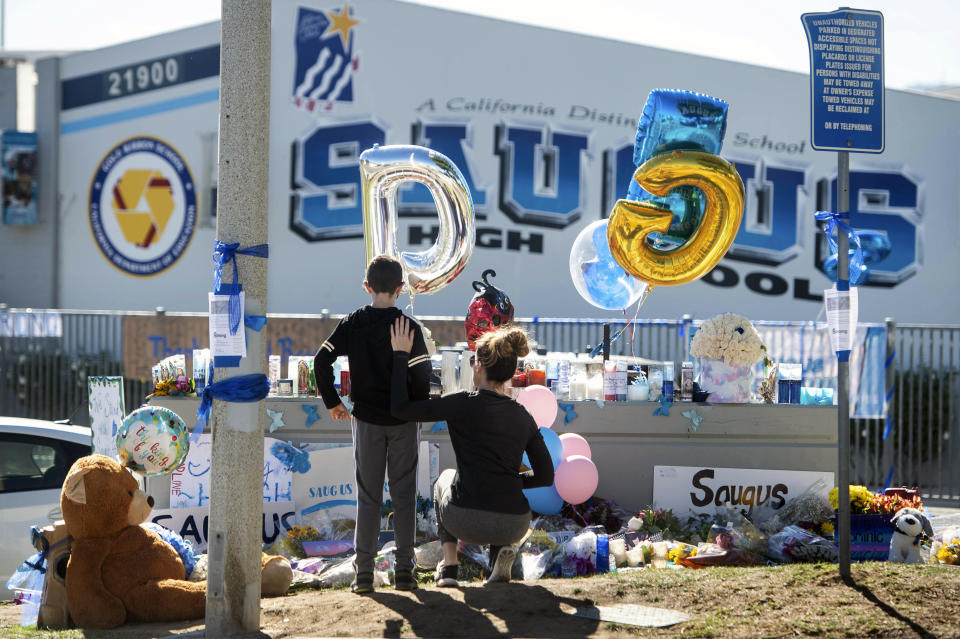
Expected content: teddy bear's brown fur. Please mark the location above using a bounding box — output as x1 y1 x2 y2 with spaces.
61 454 207 628
61 454 295 629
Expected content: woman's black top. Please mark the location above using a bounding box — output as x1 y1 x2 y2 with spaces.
391 351 555 514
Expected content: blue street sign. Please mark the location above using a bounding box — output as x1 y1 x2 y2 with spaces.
802 8 884 153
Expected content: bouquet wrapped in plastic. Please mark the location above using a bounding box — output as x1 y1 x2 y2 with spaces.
767 525 837 563
759 479 834 534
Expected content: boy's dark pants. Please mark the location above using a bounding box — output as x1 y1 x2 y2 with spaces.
352 417 419 574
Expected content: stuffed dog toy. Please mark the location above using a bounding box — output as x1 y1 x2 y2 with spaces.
888 507 932 564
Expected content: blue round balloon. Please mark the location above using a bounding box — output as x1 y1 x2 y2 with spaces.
569 220 646 310
523 484 564 515
523 426 563 471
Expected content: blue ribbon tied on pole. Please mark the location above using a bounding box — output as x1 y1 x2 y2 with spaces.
213 241 269 334
814 211 866 286
193 373 271 442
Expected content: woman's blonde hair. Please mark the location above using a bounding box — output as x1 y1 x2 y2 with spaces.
475 327 530 383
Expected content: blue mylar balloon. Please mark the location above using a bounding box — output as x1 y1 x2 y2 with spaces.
523 426 563 471
632 89 729 167
523 484 564 515
625 89 729 250
821 230 892 284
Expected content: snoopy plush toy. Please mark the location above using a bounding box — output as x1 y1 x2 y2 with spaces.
888 507 932 564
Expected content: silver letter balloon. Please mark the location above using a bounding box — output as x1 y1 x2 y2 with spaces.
359 144 476 295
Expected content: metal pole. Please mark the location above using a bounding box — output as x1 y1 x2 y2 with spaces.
837 150 851 579
883 317 896 487
206 1 271 635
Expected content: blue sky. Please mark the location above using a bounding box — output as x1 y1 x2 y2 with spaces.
4 0 957 90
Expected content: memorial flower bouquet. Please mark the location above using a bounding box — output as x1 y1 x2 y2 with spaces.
690 313 770 368
690 313 772 402
148 375 197 398
828 484 924 515
933 537 960 565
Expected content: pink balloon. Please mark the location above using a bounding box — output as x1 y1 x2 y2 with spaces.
554 455 598 505
559 433 591 460
516 384 558 428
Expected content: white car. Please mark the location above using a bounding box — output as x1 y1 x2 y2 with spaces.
0 418 92 600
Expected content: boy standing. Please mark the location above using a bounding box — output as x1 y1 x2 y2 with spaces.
314 255 432 593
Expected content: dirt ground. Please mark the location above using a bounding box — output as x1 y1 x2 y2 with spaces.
2 562 959 638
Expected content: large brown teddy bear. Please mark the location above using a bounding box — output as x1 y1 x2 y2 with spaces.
61 454 293 629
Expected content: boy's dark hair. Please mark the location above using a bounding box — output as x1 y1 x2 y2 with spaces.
365 255 404 293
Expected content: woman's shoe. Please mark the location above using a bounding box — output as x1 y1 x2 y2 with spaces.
484 545 516 584
435 563 459 588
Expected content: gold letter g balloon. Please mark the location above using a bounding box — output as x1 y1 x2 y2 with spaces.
606 150 744 287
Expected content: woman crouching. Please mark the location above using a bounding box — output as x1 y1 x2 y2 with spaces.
389 318 554 585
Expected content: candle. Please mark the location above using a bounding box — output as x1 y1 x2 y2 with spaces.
609 538 628 566
625 546 645 567
627 380 649 401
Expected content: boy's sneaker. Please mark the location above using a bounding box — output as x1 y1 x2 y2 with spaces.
484 545 517 584
351 571 374 594
394 568 418 591
435 564 459 588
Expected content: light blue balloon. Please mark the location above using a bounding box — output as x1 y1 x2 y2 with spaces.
523 426 563 471
569 219 646 311
523 484 564 515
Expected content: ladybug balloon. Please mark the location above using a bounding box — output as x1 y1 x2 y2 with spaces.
465 269 515 349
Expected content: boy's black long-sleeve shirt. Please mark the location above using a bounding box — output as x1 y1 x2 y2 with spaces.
314 306 431 426
391 351 554 514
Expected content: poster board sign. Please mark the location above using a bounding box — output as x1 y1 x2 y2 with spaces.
150 501 295 553
801 8 884 152
1 130 38 225
87 376 125 458
169 434 293 507
293 442 437 525
653 465 834 516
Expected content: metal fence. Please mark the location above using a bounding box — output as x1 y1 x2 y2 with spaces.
0 310 150 425
1 308 957 504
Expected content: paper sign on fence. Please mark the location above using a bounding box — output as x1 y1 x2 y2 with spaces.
87 376 125 458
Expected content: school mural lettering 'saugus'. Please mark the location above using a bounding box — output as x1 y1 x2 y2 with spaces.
689 468 788 512
291 118 922 304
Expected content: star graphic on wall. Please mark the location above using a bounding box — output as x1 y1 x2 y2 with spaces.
325 3 359 50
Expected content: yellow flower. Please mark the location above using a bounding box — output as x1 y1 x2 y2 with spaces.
820 522 835 536
829 485 875 514
937 546 958 565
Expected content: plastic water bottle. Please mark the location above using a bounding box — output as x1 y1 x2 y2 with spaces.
663 361 675 399
596 534 610 574
556 357 571 399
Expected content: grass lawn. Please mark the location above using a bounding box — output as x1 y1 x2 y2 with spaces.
2 562 957 638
